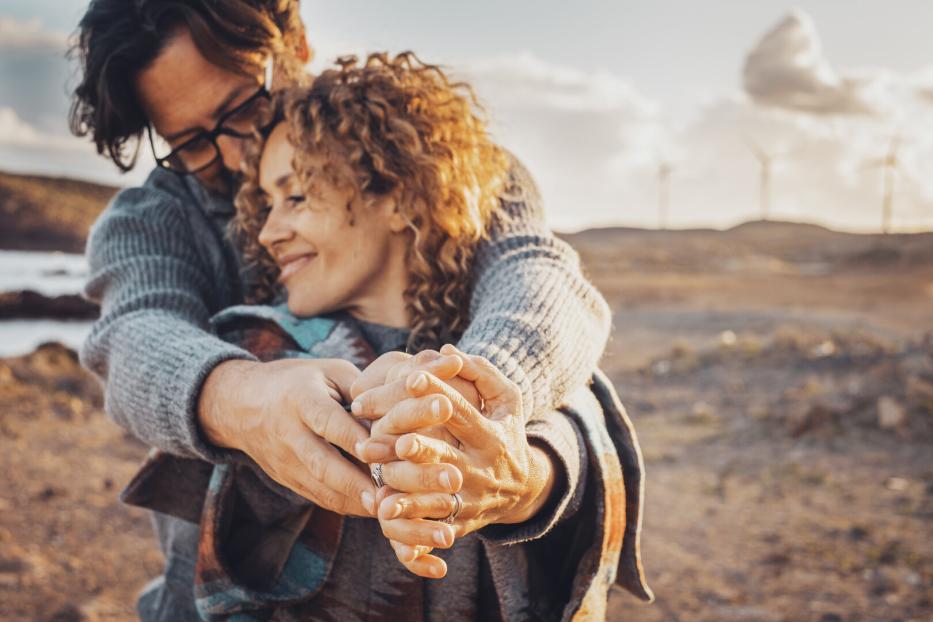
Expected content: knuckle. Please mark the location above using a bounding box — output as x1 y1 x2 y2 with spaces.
419 466 436 489
341 474 361 498
302 451 327 482
269 413 293 443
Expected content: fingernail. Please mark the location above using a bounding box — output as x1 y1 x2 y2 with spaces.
361 490 374 515
355 440 365 457
440 470 452 491
401 545 417 563
433 529 449 547
430 563 445 578
411 373 428 391
385 501 402 520
351 399 362 415
398 436 417 458
431 398 441 417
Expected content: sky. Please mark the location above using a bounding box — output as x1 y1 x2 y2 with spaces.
1 1 932 232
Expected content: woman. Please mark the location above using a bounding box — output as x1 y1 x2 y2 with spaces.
236 54 652 619
127 52 649 620
235 49 573 603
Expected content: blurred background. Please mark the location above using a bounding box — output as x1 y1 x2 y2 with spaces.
0 1 930 621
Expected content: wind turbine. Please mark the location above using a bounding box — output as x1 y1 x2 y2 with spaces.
868 136 900 235
745 138 782 221
657 160 673 230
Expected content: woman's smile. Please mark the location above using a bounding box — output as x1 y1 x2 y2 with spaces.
277 252 316 283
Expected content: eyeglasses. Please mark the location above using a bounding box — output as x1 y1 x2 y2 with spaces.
148 58 273 175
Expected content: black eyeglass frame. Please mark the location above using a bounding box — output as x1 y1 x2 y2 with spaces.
147 84 271 175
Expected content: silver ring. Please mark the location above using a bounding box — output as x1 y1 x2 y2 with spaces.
442 493 463 524
370 463 385 488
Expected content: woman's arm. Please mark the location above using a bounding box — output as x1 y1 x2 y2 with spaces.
358 346 588 578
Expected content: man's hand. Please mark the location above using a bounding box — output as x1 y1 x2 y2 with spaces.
198 358 376 516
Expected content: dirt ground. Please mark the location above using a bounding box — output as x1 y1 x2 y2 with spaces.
1 222 931 621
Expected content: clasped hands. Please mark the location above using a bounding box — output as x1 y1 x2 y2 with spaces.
202 344 555 580
349 344 556 579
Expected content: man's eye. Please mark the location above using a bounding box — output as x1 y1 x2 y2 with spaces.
286 195 306 206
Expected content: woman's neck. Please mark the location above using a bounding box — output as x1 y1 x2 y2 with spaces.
346 240 410 329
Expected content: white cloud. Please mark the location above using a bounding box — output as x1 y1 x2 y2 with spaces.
0 17 67 51
742 10 877 115
447 52 671 230
0 106 81 149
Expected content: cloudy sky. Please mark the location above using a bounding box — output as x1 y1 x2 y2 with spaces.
2 1 933 232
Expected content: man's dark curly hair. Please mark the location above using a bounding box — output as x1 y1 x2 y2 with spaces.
68 0 306 172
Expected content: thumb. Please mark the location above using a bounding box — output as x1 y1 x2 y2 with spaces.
322 359 362 403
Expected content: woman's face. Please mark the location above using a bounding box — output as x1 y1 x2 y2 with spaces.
257 123 409 322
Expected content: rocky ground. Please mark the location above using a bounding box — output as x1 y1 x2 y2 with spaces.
1 220 931 621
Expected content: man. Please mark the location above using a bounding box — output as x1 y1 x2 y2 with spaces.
70 0 611 611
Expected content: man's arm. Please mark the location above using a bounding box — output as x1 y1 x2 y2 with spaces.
81 183 254 461
82 178 375 514
457 157 611 417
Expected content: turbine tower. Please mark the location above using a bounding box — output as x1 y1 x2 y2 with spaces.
873 137 900 235
746 139 779 221
657 161 673 230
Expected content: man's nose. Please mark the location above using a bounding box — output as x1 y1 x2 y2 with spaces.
216 134 245 174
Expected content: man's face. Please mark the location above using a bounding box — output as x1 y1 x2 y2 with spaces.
135 27 263 196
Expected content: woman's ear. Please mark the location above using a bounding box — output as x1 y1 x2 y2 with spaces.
389 201 408 233
371 195 407 233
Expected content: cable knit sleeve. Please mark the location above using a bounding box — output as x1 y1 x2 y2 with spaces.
80 180 255 462
456 156 611 418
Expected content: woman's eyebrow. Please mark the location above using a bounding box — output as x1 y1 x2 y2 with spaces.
274 173 295 189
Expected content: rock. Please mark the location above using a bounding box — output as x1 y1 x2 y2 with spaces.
877 396 906 430
787 399 845 438
0 290 99 320
906 375 933 402
884 477 910 492
46 603 86 622
687 401 719 424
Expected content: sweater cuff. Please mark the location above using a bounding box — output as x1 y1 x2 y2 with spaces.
170 337 257 463
454 339 535 418
478 412 587 546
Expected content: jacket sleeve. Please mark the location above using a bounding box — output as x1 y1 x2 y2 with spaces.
456 157 611 419
80 185 255 461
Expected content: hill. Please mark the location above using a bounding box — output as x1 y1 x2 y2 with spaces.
0 171 117 253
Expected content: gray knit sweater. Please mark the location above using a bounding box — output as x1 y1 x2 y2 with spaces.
81 163 611 462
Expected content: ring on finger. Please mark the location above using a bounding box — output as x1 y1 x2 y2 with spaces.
442 492 463 524
371 463 385 488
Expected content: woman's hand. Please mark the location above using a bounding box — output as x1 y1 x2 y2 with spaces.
360 345 557 577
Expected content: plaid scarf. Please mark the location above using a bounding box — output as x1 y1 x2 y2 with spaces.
121 305 652 621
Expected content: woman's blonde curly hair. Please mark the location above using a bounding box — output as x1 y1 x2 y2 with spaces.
234 51 510 351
